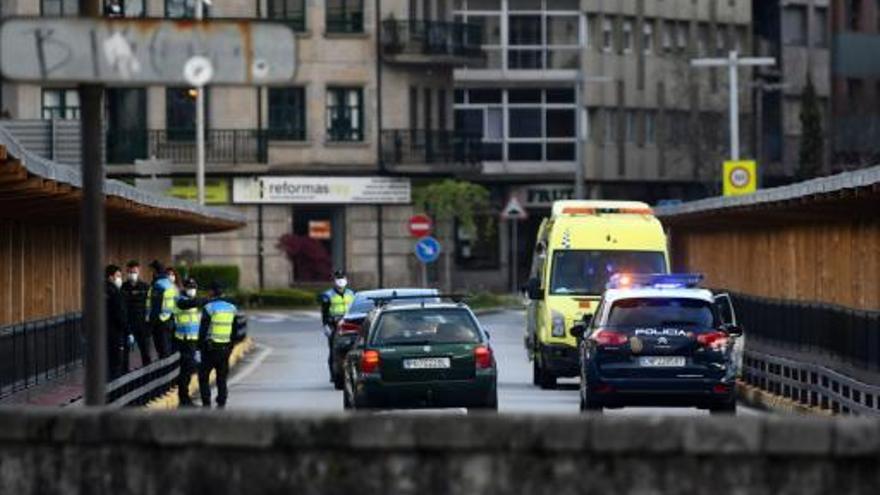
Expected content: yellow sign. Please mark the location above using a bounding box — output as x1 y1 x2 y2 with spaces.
722 160 757 196
167 179 230 204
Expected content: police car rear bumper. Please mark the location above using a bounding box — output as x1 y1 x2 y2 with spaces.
586 376 736 407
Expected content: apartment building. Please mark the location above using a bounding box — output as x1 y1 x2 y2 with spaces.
753 0 831 183
0 0 485 289
452 0 753 286
830 0 880 170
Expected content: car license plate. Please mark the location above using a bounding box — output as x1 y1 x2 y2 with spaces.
638 356 686 367
403 357 451 370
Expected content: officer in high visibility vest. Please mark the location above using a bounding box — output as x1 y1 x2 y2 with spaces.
198 281 239 409
147 260 178 359
173 278 202 407
319 270 355 380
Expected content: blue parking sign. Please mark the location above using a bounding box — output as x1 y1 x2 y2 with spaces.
414 236 441 264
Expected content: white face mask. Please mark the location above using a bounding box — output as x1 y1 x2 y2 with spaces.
168 274 176 283
334 278 348 289
128 272 139 283
186 288 197 297
113 277 123 289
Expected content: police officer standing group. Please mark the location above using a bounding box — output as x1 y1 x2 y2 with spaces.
104 259 239 408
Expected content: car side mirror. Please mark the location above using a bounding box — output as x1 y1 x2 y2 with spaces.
570 323 587 339
722 323 744 337
526 277 543 300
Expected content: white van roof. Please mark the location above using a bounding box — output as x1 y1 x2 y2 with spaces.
551 200 653 218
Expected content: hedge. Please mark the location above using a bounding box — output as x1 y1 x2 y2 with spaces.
176 265 240 292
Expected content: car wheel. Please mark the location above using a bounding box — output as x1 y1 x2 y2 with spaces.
532 359 540 386
333 372 345 391
538 365 557 390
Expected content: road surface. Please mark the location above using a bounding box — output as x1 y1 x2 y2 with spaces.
227 309 763 415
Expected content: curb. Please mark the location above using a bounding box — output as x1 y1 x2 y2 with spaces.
736 380 833 417
145 337 255 410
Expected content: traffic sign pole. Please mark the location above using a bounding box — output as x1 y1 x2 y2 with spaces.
80 0 106 406
510 219 518 293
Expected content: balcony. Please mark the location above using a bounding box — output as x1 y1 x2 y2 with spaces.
381 19 484 66
381 129 482 174
107 129 268 165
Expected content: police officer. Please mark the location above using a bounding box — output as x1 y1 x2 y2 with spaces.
198 281 238 409
173 278 202 407
105 265 127 380
319 270 355 380
121 260 152 368
147 260 178 359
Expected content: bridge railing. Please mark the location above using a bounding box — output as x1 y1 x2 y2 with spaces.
732 292 880 415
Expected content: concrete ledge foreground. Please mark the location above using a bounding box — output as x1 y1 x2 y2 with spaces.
0 409 879 494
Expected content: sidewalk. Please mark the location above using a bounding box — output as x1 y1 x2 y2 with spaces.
0 350 146 407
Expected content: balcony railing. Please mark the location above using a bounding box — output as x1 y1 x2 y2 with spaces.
381 129 483 171
107 129 269 164
381 19 483 61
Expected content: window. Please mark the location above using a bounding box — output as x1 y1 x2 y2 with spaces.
716 26 728 54
622 19 633 53
645 112 656 145
165 87 202 139
783 6 807 45
604 109 616 143
698 24 709 55
676 22 688 50
814 7 829 47
625 110 636 142
549 250 667 295
372 309 482 346
326 0 364 33
166 0 207 18
606 298 716 329
268 0 307 32
642 21 654 54
326 87 364 142
41 89 79 120
41 0 77 15
268 87 306 140
602 18 613 52
662 21 673 51
848 0 860 31
104 0 144 17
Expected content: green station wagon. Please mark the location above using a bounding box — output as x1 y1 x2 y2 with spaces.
343 301 498 411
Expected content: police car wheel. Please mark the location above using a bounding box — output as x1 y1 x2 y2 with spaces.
532 359 540 386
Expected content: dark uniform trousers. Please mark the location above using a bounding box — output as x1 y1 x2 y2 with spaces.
152 320 173 359
174 338 198 406
199 342 232 407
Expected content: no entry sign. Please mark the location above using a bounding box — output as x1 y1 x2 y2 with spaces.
408 214 433 238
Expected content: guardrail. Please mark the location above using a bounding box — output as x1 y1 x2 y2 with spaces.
107 129 269 164
381 129 483 170
0 313 84 399
731 292 880 415
381 19 483 59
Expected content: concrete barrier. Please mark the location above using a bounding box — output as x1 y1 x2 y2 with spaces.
0 409 878 494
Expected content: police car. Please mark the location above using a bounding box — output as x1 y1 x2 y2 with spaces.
570 274 742 414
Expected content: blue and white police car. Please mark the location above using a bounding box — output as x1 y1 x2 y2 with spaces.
571 274 742 414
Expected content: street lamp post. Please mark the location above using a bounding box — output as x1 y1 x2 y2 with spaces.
195 0 208 262
690 51 775 161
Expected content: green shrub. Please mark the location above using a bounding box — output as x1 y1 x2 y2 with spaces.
467 292 522 310
252 288 321 308
177 265 240 292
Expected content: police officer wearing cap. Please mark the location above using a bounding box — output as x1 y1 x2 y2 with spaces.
319 270 355 380
147 260 177 359
198 281 239 409
173 278 202 407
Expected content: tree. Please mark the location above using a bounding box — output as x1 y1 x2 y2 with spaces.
413 180 491 291
798 77 825 180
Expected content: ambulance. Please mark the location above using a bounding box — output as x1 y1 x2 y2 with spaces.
525 200 670 389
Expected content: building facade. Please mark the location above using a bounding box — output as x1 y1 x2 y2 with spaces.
0 0 485 290
830 0 880 171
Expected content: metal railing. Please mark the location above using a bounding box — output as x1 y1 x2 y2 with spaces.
0 313 84 399
381 129 483 169
381 19 483 59
731 292 880 415
107 129 269 164
326 9 364 33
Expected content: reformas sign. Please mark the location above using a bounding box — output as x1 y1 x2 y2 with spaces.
233 177 411 204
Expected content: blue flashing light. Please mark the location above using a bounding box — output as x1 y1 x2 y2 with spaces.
607 273 704 290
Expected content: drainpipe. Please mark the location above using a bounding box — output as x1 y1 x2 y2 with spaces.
375 0 385 287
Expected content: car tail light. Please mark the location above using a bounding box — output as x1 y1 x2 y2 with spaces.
594 383 615 394
360 350 380 373
337 320 361 335
474 345 493 369
590 329 628 346
697 331 728 349
713 384 731 394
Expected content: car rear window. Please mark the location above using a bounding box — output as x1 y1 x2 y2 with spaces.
372 309 481 346
349 293 440 314
606 298 716 329
348 297 376 314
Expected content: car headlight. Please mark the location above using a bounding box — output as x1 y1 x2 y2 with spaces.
551 311 566 337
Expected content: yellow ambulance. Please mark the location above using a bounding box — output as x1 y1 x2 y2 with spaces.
525 200 670 388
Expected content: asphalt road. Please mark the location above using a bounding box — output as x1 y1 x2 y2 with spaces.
227 309 763 416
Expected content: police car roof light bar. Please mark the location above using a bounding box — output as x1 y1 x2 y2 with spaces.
607 273 704 290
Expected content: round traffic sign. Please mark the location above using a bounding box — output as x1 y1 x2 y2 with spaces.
728 166 751 189
414 236 441 264
408 214 433 238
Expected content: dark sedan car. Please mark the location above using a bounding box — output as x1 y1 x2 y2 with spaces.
329 288 438 389
343 301 497 411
